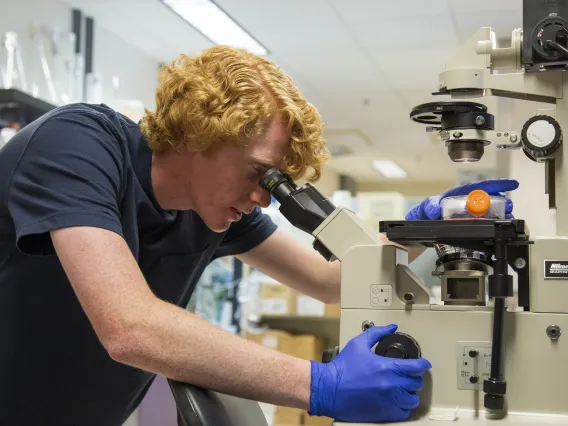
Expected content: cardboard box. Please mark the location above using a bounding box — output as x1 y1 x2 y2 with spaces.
296 295 340 319
245 330 296 357
274 406 303 425
325 303 340 318
296 295 325 317
304 413 333 426
261 283 297 316
294 335 326 361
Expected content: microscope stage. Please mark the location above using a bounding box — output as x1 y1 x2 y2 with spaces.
379 219 529 251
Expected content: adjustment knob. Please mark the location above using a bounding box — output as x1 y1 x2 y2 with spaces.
469 375 479 384
521 115 562 159
375 332 421 359
322 346 339 364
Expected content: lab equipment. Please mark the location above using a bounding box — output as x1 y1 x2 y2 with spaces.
405 179 517 220
440 191 506 220
259 1 568 416
0 32 27 92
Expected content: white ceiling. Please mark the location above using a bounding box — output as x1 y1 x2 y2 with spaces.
60 0 524 184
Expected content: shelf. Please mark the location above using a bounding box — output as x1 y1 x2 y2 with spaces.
0 88 56 126
253 315 340 344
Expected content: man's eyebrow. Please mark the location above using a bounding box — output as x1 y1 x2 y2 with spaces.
253 160 278 171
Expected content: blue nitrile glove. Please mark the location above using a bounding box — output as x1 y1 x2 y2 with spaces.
405 179 519 220
309 325 432 423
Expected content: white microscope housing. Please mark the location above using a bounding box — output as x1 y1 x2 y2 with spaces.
260 1 568 423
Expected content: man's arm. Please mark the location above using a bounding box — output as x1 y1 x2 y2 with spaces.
237 227 341 304
51 226 311 409
236 228 426 305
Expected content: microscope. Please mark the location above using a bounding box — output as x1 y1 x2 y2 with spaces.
260 1 568 423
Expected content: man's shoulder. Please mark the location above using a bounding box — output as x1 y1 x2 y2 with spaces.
5 102 144 161
0 103 145 190
38 103 140 136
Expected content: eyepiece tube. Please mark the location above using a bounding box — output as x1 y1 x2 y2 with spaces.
259 168 297 203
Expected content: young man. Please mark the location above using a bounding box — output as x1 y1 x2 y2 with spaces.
0 45 514 425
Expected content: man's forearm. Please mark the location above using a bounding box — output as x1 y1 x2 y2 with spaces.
114 299 311 409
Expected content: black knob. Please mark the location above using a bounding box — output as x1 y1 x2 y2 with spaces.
375 332 421 359
521 115 562 159
322 346 339 364
484 394 504 410
469 349 479 358
385 343 407 359
469 375 479 384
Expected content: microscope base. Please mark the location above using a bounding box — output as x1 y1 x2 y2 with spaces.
334 410 568 425
338 308 567 423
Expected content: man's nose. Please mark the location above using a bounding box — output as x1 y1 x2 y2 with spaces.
251 186 271 208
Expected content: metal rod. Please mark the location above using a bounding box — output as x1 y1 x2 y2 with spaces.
85 17 93 74
490 297 505 379
72 9 82 54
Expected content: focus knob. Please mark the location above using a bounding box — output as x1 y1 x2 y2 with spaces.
375 332 421 359
322 346 339 364
521 115 562 159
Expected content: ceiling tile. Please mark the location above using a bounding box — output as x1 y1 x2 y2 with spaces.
215 0 355 54
447 0 521 14
331 0 460 50
449 9 522 44
331 0 455 20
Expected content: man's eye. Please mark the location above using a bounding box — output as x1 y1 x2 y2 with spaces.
252 165 264 176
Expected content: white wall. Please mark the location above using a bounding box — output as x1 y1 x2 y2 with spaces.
314 165 340 197
0 0 70 103
93 24 158 110
357 180 454 197
0 0 159 110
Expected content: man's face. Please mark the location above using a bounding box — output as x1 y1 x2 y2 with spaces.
186 118 289 232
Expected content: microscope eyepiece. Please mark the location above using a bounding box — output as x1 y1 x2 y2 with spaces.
259 168 298 203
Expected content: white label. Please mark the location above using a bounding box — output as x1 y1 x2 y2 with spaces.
296 296 325 317
261 298 287 315
262 335 278 349
370 285 392 307
456 341 493 390
544 260 568 279
527 120 555 147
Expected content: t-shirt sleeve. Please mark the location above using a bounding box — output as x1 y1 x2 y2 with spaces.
6 112 124 256
213 207 277 259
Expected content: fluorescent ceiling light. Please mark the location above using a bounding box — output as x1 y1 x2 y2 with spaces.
161 0 268 56
372 160 407 179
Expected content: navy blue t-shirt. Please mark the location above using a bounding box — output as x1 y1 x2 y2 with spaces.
0 103 276 426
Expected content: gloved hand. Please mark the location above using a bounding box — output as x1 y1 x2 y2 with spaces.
309 325 432 423
405 179 519 221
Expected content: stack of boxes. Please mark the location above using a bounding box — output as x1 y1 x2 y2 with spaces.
259 281 340 319
246 281 340 425
245 329 334 426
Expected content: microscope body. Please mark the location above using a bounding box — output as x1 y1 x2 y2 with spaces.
334 236 568 425
261 1 568 423
266 195 568 423
334 1 568 421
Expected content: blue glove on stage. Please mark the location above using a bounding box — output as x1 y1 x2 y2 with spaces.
309 325 432 423
405 179 519 220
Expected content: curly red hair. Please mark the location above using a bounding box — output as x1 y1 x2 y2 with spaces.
140 45 328 181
